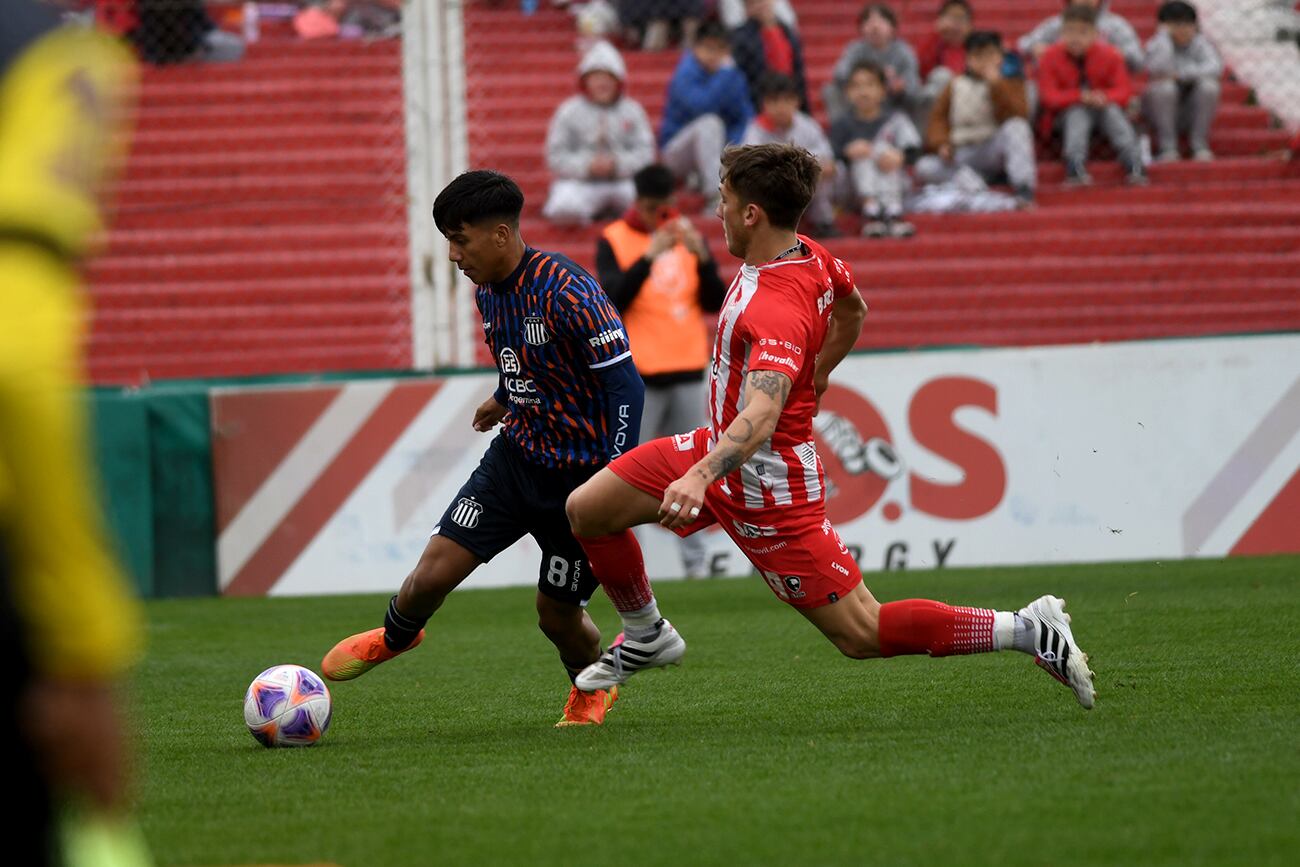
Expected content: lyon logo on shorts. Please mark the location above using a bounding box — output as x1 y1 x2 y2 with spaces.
451 497 483 529
523 316 550 346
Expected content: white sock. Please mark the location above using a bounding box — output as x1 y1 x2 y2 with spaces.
621 600 663 642
1016 612 1037 654
992 611 1015 651
993 612 1037 654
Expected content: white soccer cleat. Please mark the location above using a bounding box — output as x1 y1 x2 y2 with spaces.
1019 595 1096 710
575 621 686 691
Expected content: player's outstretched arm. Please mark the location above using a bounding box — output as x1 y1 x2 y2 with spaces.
659 370 792 530
814 288 868 412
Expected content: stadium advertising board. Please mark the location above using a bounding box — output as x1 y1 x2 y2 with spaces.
212 334 1299 596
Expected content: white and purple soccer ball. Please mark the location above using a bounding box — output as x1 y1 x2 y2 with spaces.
243 664 332 748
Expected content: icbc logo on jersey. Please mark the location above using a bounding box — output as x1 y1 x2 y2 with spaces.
811 376 1007 526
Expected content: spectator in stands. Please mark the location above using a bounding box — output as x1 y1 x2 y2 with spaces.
595 164 727 578
542 41 656 224
128 0 244 64
1038 4 1146 186
1144 0 1222 162
916 1 974 106
618 0 703 51
830 61 922 238
659 21 753 202
918 31 1037 206
295 1 403 40
1018 0 1143 72
730 0 810 112
742 73 839 236
719 0 796 30
828 4 921 121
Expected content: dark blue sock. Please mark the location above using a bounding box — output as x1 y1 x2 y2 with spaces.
382 596 426 651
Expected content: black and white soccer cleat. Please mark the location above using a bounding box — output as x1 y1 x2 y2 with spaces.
575 621 686 692
1019 595 1097 710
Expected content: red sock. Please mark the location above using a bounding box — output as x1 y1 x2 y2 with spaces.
877 599 996 657
577 530 654 613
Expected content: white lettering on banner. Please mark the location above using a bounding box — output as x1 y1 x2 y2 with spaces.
589 328 626 348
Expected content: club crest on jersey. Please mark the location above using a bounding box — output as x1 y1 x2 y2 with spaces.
451 497 483 529
523 317 550 346
733 520 777 539
499 348 521 375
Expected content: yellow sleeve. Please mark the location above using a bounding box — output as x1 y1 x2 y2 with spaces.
0 25 136 259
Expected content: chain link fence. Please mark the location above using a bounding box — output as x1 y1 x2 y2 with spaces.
78 0 413 385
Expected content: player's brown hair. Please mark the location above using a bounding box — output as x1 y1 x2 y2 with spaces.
719 144 822 230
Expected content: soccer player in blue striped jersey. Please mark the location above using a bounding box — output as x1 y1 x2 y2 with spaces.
322 171 645 726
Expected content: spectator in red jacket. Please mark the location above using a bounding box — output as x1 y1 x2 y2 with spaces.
915 0 973 130
917 1 973 85
1038 4 1146 186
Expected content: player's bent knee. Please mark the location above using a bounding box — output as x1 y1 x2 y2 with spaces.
565 485 603 538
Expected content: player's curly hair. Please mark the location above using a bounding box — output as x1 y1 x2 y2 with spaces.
720 144 821 230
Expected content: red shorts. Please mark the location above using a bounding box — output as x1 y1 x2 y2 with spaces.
608 428 862 609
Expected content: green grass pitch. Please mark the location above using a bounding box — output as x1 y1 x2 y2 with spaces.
136 556 1299 866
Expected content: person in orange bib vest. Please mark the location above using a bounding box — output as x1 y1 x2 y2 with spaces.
595 164 727 578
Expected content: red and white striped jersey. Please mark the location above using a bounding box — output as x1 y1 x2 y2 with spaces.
708 234 857 511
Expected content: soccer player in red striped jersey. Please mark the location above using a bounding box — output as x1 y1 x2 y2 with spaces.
566 143 1097 709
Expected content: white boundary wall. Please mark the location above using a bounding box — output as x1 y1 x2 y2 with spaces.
208 335 1300 597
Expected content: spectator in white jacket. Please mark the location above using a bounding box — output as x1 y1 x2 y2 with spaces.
1018 0 1143 72
543 41 656 224
1144 1 1222 162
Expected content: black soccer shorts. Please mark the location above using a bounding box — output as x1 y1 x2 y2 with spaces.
432 434 602 606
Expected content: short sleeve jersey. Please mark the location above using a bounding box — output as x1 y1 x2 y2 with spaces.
708 235 857 510
477 248 633 468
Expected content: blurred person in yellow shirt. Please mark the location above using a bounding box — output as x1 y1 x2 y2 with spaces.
0 3 149 864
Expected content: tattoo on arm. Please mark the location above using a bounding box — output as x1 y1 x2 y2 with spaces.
725 417 755 445
746 370 792 407
704 447 744 480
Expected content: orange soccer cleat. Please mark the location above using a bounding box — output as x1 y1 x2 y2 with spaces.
321 627 424 682
554 684 619 727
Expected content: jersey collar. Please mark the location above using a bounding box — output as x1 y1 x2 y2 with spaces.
487 247 536 293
